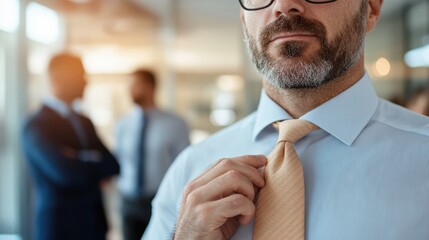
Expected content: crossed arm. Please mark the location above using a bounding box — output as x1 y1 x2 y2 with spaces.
22 122 119 188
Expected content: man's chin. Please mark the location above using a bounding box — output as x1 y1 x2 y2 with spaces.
270 42 321 59
267 77 327 90
269 58 309 70
267 52 317 64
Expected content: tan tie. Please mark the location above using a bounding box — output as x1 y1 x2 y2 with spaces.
253 119 318 240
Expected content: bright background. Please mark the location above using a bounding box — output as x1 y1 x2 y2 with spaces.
1 0 429 239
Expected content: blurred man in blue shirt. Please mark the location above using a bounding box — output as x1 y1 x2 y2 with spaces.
144 0 429 239
115 69 190 240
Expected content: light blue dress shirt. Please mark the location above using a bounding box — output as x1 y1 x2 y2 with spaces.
143 74 429 240
115 107 190 198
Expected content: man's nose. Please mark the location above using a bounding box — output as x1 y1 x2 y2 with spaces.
272 0 306 18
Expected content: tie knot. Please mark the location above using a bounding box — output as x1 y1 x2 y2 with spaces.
276 119 318 143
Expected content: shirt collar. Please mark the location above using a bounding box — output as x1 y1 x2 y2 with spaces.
43 96 72 118
133 106 158 117
253 73 379 146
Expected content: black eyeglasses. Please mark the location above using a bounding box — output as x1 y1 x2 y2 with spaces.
239 0 337 11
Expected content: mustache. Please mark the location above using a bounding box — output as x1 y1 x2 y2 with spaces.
259 15 327 49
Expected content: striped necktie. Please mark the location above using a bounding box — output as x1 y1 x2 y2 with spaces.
253 119 318 240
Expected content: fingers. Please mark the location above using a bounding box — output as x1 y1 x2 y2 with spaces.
185 194 255 231
179 155 266 219
184 155 267 199
189 169 256 203
211 194 256 225
175 194 255 239
218 155 267 168
175 155 267 239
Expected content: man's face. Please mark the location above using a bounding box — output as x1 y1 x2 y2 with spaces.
69 63 87 99
53 60 87 101
242 0 370 89
130 75 154 105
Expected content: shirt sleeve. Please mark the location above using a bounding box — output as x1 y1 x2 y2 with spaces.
22 119 118 187
142 147 191 240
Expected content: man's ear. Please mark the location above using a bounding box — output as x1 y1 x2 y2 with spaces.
366 0 383 32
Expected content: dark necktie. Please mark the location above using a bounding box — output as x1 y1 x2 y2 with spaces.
69 110 89 148
135 112 148 197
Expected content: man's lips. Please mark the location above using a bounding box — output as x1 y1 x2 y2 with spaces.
270 32 317 43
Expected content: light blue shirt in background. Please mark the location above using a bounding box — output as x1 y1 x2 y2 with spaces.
143 74 429 240
115 107 190 198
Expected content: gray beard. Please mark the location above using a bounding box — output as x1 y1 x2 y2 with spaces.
243 2 366 89
255 49 334 89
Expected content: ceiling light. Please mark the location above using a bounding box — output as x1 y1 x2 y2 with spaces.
373 58 391 77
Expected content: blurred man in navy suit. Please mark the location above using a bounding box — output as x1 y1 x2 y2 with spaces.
22 52 120 240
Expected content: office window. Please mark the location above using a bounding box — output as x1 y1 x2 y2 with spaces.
0 0 19 33
0 45 5 152
404 1 429 81
0 47 5 117
26 2 61 44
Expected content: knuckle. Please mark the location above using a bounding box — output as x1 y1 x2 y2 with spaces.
183 181 196 198
243 155 256 163
216 158 227 165
227 169 242 181
195 204 211 221
218 158 233 169
186 191 200 206
231 194 247 206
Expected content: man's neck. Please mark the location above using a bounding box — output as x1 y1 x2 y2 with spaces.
264 61 366 119
52 93 73 107
139 101 156 110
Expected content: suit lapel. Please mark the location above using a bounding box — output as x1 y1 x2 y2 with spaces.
41 105 84 148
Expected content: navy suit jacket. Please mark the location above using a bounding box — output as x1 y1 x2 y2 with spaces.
22 105 120 240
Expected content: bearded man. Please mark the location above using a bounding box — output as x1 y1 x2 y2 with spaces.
144 0 429 239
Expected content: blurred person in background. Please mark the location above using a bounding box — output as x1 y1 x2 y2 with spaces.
144 0 429 239
115 69 190 240
387 95 405 107
406 86 429 116
21 52 120 240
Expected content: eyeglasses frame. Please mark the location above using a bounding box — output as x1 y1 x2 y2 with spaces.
239 0 337 11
